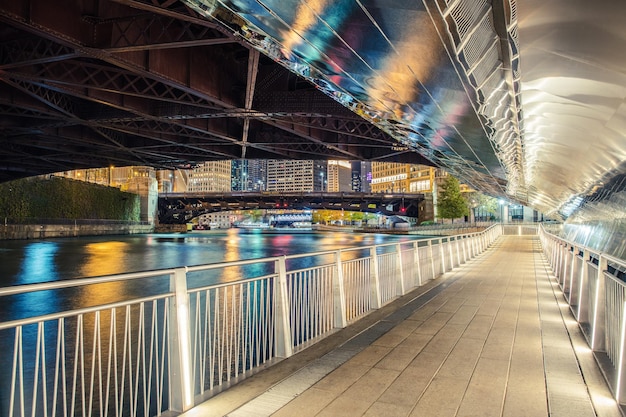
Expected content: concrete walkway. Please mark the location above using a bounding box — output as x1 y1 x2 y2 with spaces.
181 236 622 417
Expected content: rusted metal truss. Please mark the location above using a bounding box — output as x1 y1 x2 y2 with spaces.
0 0 429 181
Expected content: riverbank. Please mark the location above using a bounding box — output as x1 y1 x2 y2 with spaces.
0 222 154 240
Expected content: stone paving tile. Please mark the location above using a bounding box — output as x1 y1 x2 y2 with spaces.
463 314 496 340
457 357 510 417
376 372 433 407
374 345 423 372
316 368 399 417
413 311 454 335
270 387 335 417
311 363 371 394
408 376 468 417
447 304 479 326
363 401 413 417
436 337 484 380
347 345 392 367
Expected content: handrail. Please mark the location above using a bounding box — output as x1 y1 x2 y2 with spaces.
0 224 504 416
538 224 626 404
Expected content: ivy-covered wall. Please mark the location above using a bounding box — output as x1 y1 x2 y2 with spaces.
0 177 141 222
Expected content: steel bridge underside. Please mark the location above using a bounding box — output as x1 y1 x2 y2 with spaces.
158 192 425 224
0 0 433 182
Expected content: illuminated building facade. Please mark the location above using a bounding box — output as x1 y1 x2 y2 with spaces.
327 160 352 192
266 160 327 192
370 162 435 194
187 161 232 192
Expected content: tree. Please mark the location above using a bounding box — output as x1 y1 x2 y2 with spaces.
438 176 468 223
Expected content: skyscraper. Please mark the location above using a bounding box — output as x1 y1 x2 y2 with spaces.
187 161 232 192
266 160 327 192
327 160 352 192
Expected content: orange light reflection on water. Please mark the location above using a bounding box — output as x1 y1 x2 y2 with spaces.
78 241 131 307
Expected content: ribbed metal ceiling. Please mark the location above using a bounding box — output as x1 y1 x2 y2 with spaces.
184 0 625 220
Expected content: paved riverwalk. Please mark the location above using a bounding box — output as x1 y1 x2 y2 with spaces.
181 235 621 417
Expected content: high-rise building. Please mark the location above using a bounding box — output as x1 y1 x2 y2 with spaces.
266 160 327 192
370 162 435 193
327 160 352 192
187 161 232 192
248 160 267 191
231 160 267 191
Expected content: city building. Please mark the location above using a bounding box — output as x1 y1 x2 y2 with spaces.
248 160 267 191
266 160 327 192
187 161 232 192
370 162 436 194
327 160 352 192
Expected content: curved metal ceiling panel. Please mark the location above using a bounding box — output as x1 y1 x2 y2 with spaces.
189 0 510 197
518 0 626 218
185 0 626 220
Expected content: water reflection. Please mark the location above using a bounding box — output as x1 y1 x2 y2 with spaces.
80 241 129 277
0 230 418 318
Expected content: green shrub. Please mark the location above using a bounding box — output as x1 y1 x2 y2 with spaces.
0 177 140 221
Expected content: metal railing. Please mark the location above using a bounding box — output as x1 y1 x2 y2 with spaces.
0 225 502 416
539 225 626 404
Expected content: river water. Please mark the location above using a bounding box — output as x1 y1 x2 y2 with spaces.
0 229 416 285
0 229 418 321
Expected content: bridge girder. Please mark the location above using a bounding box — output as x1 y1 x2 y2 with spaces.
158 192 425 224
0 0 432 182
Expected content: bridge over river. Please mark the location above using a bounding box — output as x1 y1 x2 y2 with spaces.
158 191 426 224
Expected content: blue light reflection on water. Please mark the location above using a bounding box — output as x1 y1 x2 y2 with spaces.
0 229 417 322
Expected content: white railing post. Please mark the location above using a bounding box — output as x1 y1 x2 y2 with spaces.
577 249 590 323
448 237 454 269
396 243 406 295
413 241 422 286
461 235 468 263
333 250 348 328
369 247 382 309
428 240 436 280
439 238 446 273
591 256 608 352
274 256 293 358
169 268 194 413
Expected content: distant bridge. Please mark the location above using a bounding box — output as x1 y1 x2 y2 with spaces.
158 192 426 224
